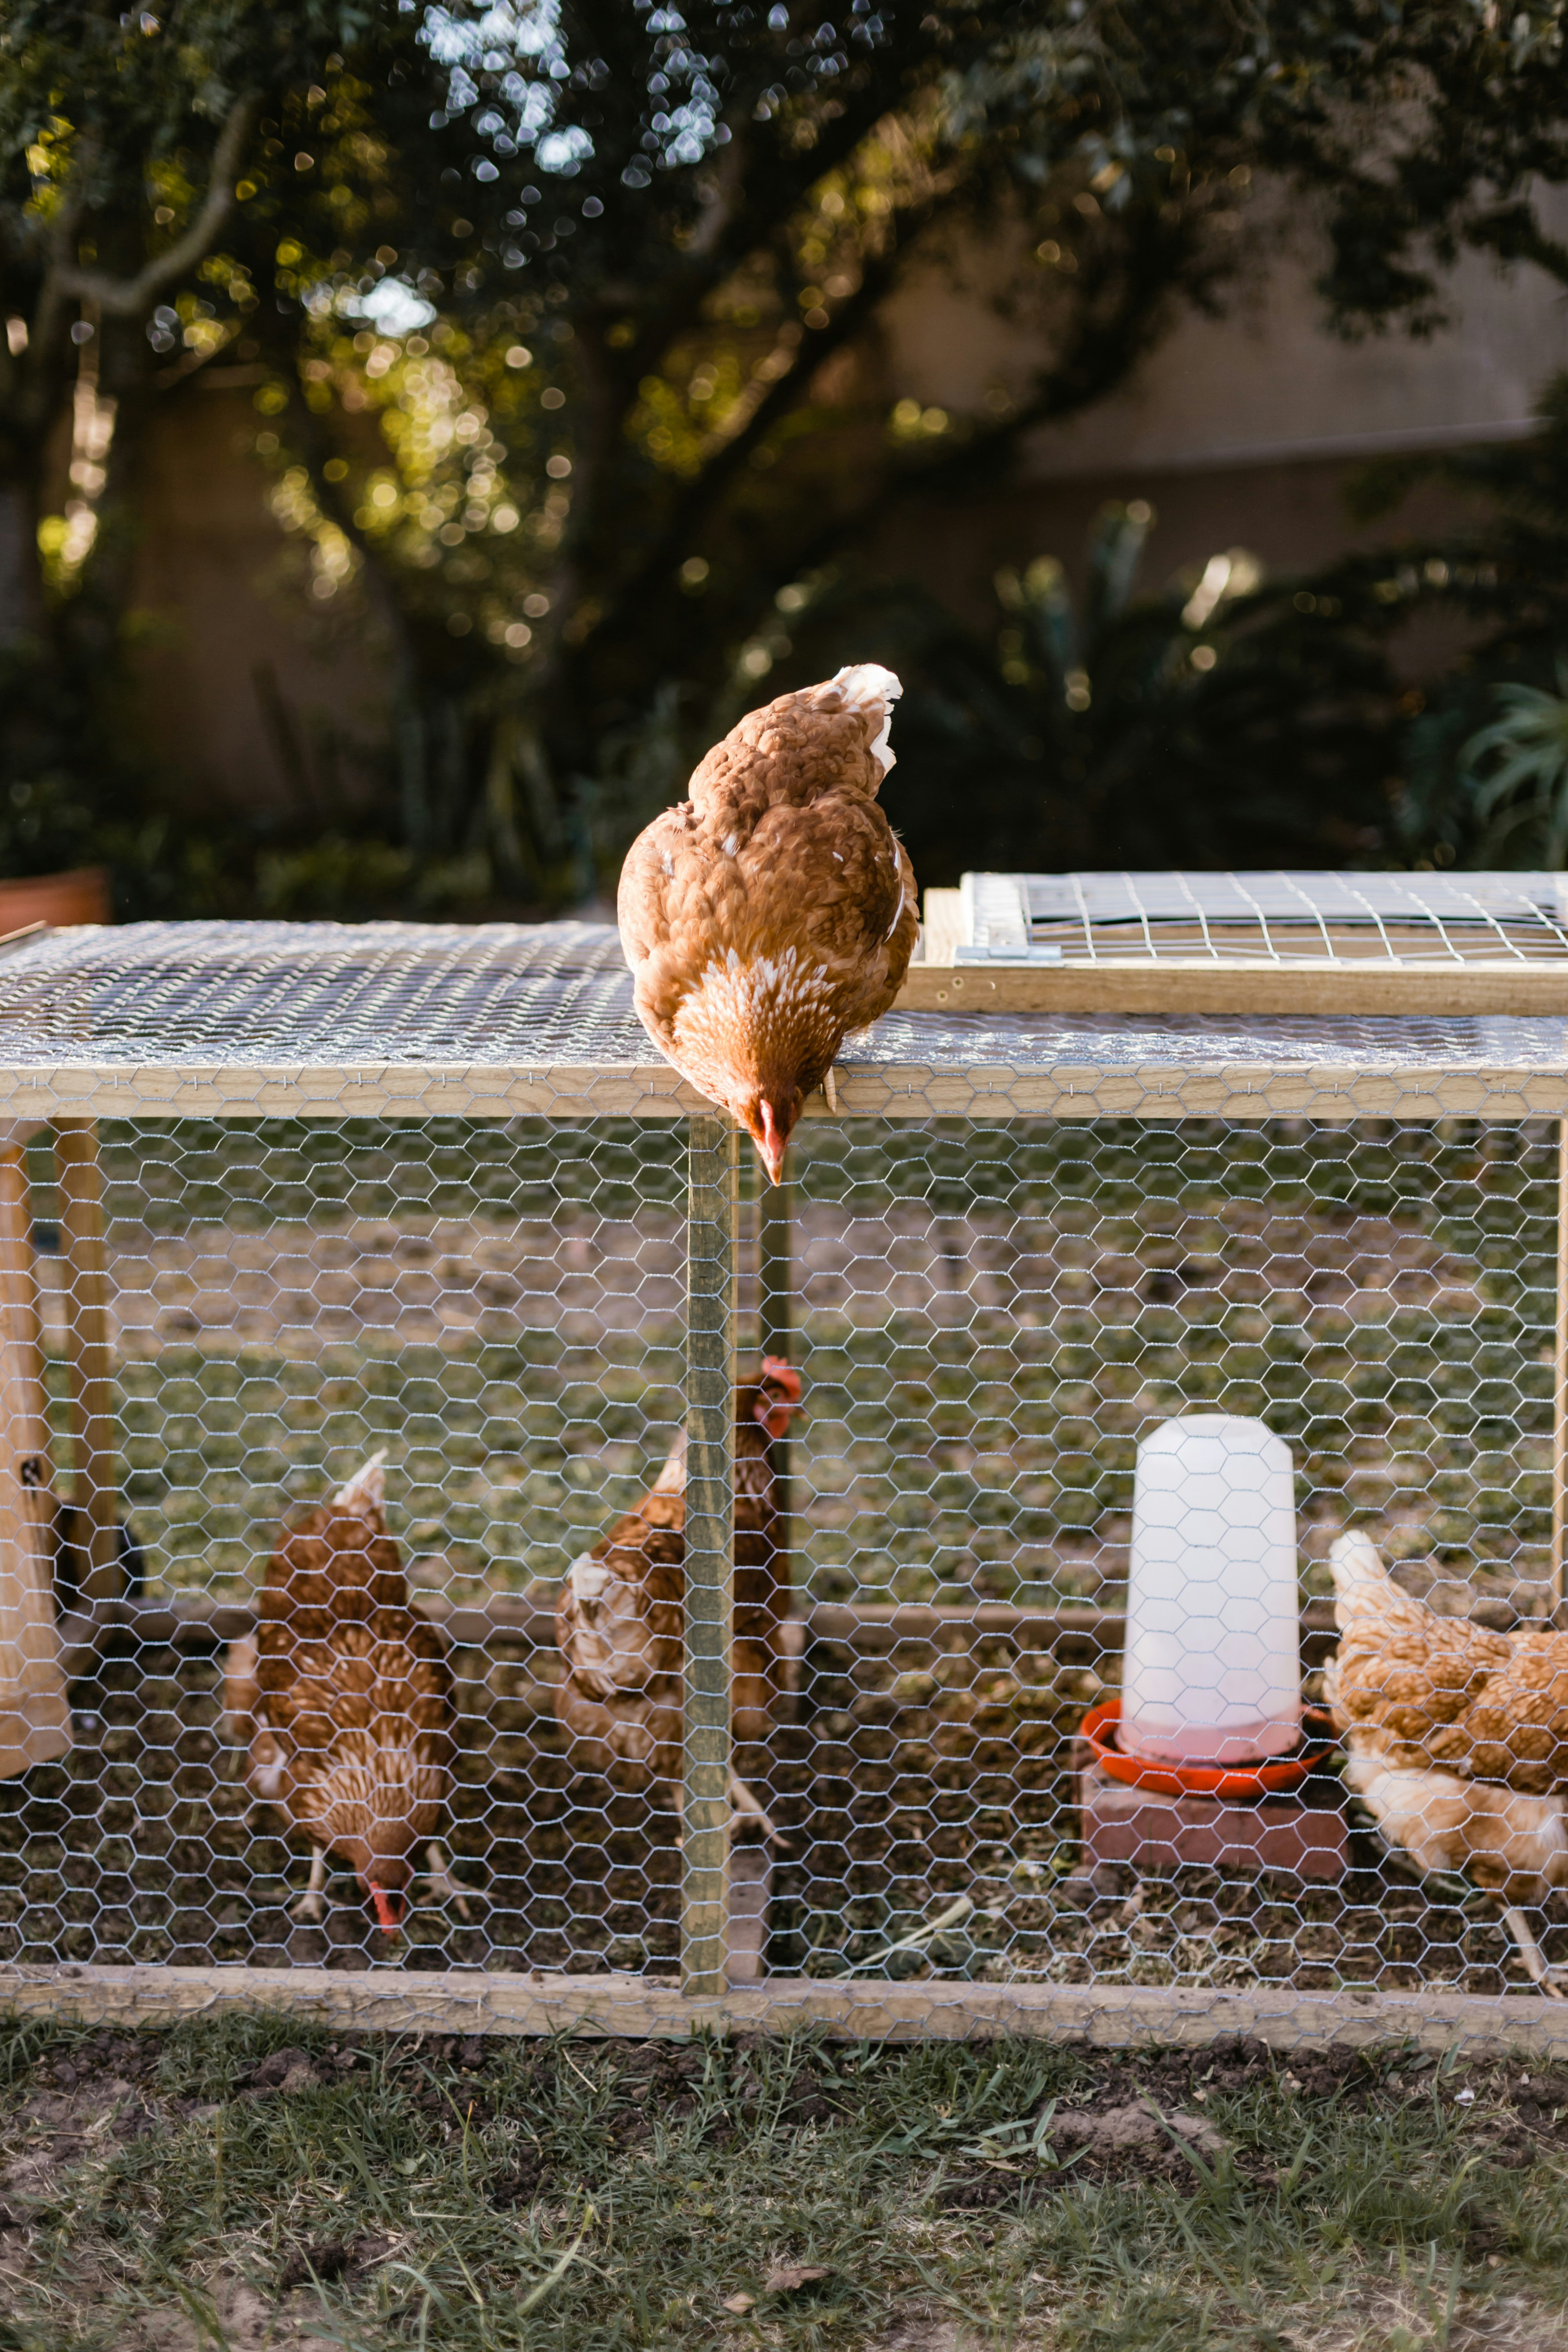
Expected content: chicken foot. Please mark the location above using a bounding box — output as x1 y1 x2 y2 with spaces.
1504 1905 1568 1999
821 1068 839 1113
291 1847 329 1924
666 1770 787 1850
416 1839 480 1922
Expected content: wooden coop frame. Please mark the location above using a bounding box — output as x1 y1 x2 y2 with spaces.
6 885 1568 2054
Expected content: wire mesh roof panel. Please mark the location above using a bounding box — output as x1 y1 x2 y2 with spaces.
0 921 1565 1117
0 920 640 1068
1004 871 1568 966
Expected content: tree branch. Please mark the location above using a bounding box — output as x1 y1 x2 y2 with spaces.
52 92 257 318
794 219 1223 570
567 187 948 649
577 205 1221 691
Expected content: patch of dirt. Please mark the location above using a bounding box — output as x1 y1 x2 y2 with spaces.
120 2278 349 2352
236 2043 324 2098
1297 2286 1568 2352
277 2237 391 2290
1050 2095 1224 2166
490 2149 549 2206
0 2067 162 2217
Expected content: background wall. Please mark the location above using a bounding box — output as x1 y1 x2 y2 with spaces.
125 206 1568 816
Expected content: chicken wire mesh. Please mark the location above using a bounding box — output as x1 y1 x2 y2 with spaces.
959 870 1568 969
2 921 1568 2033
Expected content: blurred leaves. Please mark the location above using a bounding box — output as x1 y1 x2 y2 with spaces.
1459 669 1568 868
750 504 1396 874
5 8 1568 901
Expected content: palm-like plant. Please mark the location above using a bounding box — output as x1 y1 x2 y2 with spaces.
748 500 1396 877
1457 666 1568 867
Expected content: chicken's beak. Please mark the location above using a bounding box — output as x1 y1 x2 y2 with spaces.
370 1886 403 1934
756 1100 789 1186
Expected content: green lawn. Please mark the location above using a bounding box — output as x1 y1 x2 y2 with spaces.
37 1112 1560 1611
2 2014 1567 2349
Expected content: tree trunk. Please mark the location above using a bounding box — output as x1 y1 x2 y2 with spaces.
0 473 44 650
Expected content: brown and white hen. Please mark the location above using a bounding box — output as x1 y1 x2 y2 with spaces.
223 1454 468 1934
554 1359 802 1838
618 665 919 1181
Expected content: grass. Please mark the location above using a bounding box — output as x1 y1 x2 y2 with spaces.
9 1110 1566 1984
3 2015 1568 2349
31 1110 1562 1607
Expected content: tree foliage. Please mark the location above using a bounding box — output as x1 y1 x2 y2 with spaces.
4 3 1568 903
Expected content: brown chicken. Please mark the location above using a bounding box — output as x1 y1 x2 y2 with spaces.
1324 1530 1568 1896
223 1454 466 1932
618 665 920 1182
554 1359 802 1831
1324 1531 1568 1791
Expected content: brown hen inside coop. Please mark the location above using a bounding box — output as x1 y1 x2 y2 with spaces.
2 886 1568 2046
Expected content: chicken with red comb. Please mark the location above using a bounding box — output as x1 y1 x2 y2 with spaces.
618 664 919 1182
554 1360 802 1838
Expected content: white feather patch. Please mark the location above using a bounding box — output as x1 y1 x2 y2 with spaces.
570 1550 611 1606
829 663 903 776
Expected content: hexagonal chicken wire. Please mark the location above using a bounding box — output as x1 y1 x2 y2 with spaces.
2 893 1568 2052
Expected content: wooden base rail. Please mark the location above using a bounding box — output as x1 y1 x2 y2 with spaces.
54 1592 1341 1684
6 1960 1568 2055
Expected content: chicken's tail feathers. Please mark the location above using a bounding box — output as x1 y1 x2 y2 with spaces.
333 1450 389 1521
829 662 902 710
219 1633 259 1767
1328 1528 1388 1596
649 1433 688 1497
1327 1526 1436 1641
827 663 902 777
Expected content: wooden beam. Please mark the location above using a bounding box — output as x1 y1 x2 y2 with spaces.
53 1123 121 1602
0 1147 69 1775
57 1591 1341 1672
6 1959 1568 2056
1556 1115 1568 1617
758 1171 793 1574
684 1115 737 1998
897 958 1568 1017
8 1060 1568 1124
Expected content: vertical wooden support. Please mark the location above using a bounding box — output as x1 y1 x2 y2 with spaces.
759 1173 793 1569
683 1115 737 1998
54 1123 121 1604
0 1145 69 1773
1556 1117 1568 1614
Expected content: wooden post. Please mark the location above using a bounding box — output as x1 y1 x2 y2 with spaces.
54 1123 122 1604
0 1145 69 1773
759 1172 793 1572
1556 1118 1568 1614
683 1115 736 1998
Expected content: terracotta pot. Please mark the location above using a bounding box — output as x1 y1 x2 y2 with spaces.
0 868 110 934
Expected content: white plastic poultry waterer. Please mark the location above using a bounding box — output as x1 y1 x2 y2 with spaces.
1120 1413 1302 1767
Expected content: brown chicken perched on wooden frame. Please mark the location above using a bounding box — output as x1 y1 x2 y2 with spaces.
223 1454 469 1933
554 1359 802 1836
618 665 919 1182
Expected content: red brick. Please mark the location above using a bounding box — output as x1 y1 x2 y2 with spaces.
1077 1755 1349 1883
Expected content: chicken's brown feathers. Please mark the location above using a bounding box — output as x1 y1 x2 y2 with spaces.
1326 1531 1568 1792
554 1365 797 1786
618 668 918 1177
241 1473 454 1890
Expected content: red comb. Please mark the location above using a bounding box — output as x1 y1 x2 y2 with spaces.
370 1886 401 1934
760 1355 802 1401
